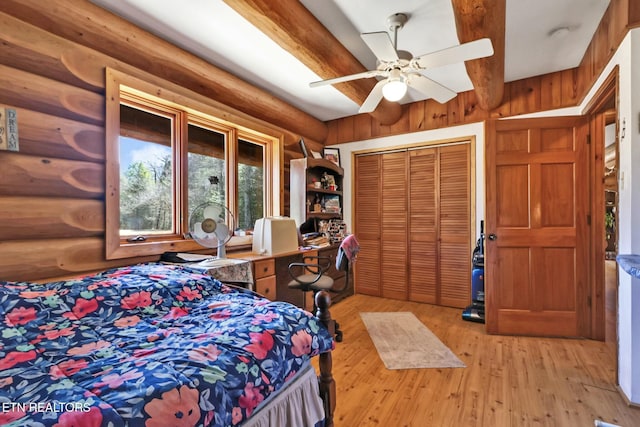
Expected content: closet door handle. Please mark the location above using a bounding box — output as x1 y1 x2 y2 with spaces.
488 233 497 241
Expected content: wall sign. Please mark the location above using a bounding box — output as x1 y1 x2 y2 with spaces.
0 107 19 151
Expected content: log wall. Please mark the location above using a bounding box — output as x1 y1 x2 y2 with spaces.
0 0 636 282
0 4 322 282
325 0 639 145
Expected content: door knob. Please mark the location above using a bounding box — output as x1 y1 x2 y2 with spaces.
488 233 497 241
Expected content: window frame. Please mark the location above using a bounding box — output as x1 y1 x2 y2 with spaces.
118 95 184 239
105 68 282 260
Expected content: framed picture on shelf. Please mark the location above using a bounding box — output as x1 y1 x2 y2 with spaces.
323 148 340 166
323 195 341 213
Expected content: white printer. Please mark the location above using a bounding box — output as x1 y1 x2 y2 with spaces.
252 217 299 255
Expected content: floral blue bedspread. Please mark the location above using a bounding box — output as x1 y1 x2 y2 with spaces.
0 263 334 426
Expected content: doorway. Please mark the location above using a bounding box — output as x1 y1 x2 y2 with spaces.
585 69 618 364
603 113 618 354
484 69 619 340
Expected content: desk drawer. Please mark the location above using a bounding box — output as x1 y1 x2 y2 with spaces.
253 259 275 279
255 275 276 300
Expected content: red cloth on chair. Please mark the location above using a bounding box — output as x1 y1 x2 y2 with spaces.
337 234 360 269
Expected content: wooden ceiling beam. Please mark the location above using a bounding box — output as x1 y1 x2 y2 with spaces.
223 0 402 126
451 0 506 110
0 0 329 142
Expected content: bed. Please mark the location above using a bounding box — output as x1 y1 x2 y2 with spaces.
0 263 337 426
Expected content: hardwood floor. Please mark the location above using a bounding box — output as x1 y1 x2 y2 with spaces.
321 294 640 427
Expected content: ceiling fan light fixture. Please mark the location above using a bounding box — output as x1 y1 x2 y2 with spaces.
382 69 407 102
311 12 490 112
382 80 407 101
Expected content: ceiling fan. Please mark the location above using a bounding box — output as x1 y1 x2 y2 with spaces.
310 13 494 113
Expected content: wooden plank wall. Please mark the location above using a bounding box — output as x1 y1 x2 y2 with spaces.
0 6 322 282
325 0 638 145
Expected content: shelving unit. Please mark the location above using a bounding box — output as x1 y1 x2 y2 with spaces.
289 157 353 303
290 157 344 232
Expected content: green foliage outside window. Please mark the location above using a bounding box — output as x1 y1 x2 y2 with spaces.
120 149 263 233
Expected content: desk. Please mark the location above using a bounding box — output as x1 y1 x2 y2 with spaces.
180 247 353 309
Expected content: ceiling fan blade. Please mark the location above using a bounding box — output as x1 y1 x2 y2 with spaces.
413 38 494 70
361 31 399 62
406 74 457 104
310 70 383 88
358 80 386 113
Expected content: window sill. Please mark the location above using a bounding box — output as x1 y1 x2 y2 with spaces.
106 235 255 260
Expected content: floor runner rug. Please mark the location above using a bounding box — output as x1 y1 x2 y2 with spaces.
360 311 466 370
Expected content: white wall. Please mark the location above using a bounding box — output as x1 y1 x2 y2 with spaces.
609 28 640 403
330 27 640 403
568 27 640 403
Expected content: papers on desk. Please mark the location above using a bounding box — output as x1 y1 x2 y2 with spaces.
302 233 330 248
160 252 214 263
176 253 215 262
160 252 248 267
193 258 247 268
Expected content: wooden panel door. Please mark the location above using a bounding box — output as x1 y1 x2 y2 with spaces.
485 117 590 337
408 148 437 303
380 151 408 300
439 144 471 308
354 155 382 296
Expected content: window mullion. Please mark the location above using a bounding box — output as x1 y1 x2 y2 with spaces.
227 128 238 226
175 112 189 237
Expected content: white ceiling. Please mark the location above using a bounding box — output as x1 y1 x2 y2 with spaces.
89 0 610 122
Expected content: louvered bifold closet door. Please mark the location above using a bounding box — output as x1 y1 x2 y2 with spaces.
438 144 471 308
354 155 382 296
380 152 408 300
354 144 470 306
408 148 437 303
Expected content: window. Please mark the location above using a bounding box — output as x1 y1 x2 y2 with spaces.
237 138 265 230
119 104 175 237
106 69 281 259
186 122 228 223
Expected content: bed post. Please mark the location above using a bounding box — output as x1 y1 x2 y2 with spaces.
315 290 336 427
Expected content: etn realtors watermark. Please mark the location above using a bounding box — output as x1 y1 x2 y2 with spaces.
2 401 91 413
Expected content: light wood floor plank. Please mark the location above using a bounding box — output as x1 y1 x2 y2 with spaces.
320 294 640 427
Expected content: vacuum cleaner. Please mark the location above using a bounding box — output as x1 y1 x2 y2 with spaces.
462 220 485 323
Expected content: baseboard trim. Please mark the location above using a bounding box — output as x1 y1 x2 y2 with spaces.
616 385 640 409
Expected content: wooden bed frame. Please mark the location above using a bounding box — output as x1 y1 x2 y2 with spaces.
315 290 340 427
